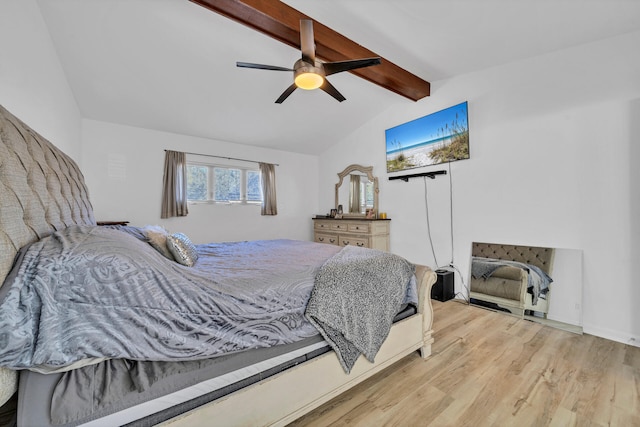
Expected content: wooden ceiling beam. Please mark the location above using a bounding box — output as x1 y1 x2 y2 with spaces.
189 0 430 101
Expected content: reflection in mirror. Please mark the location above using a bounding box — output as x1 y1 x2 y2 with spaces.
338 175 368 213
346 174 374 213
469 242 583 334
335 165 379 217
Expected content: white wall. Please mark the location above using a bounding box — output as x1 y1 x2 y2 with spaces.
0 0 319 246
318 30 640 345
81 119 319 244
0 0 82 160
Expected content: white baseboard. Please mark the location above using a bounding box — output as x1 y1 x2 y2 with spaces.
546 314 581 327
583 324 640 348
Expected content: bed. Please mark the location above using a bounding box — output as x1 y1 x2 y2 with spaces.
0 104 437 426
469 242 555 318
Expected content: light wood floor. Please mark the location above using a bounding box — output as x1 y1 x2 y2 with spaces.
289 300 640 426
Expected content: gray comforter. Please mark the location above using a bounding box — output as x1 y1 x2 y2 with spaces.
0 226 341 373
305 246 416 373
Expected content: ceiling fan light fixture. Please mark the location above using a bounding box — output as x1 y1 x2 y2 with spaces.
236 20 380 103
294 72 324 90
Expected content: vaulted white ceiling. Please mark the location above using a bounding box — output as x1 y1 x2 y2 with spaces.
36 0 640 154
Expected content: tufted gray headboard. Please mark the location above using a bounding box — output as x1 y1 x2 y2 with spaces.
0 104 96 404
472 242 555 275
0 104 95 286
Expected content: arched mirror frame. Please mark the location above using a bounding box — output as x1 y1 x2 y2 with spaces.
335 164 379 217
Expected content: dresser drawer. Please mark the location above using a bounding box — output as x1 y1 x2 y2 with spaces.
347 222 369 233
314 221 332 231
340 236 369 248
330 222 348 232
315 233 338 245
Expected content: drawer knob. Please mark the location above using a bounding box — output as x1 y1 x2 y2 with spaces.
318 237 324 241
330 238 336 243
357 242 365 247
343 241 349 245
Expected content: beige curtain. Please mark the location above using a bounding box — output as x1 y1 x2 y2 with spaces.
259 162 278 216
349 174 361 213
161 150 189 218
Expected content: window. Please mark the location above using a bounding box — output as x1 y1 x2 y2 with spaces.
187 162 262 204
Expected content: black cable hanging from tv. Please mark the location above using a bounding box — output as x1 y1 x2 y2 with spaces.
388 170 447 182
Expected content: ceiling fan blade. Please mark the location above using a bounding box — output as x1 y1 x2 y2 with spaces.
275 83 298 104
323 57 382 76
300 19 315 64
236 62 293 72
319 79 346 102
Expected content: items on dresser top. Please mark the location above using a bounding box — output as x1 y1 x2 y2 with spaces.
312 217 390 251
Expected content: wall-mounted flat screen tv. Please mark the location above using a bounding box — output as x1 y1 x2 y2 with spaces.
386 101 469 173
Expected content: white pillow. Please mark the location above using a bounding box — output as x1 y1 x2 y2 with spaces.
142 225 174 260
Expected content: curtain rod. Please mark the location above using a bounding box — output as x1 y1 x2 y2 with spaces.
164 150 279 166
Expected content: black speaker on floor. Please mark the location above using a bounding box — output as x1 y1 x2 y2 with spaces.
431 269 454 302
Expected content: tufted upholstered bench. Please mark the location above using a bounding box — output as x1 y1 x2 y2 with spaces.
469 242 555 317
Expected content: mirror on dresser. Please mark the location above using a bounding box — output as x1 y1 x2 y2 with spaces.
313 165 389 251
335 164 379 216
469 241 583 334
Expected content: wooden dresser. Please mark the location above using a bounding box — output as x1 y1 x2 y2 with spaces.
312 218 390 251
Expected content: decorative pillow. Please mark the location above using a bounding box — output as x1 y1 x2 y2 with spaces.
142 225 174 260
167 233 199 267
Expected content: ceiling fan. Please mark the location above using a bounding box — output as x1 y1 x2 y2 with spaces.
237 19 381 104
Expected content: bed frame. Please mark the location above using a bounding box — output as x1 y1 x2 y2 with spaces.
162 264 434 426
0 104 436 425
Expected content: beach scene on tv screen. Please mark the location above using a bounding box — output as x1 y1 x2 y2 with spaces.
386 101 469 172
